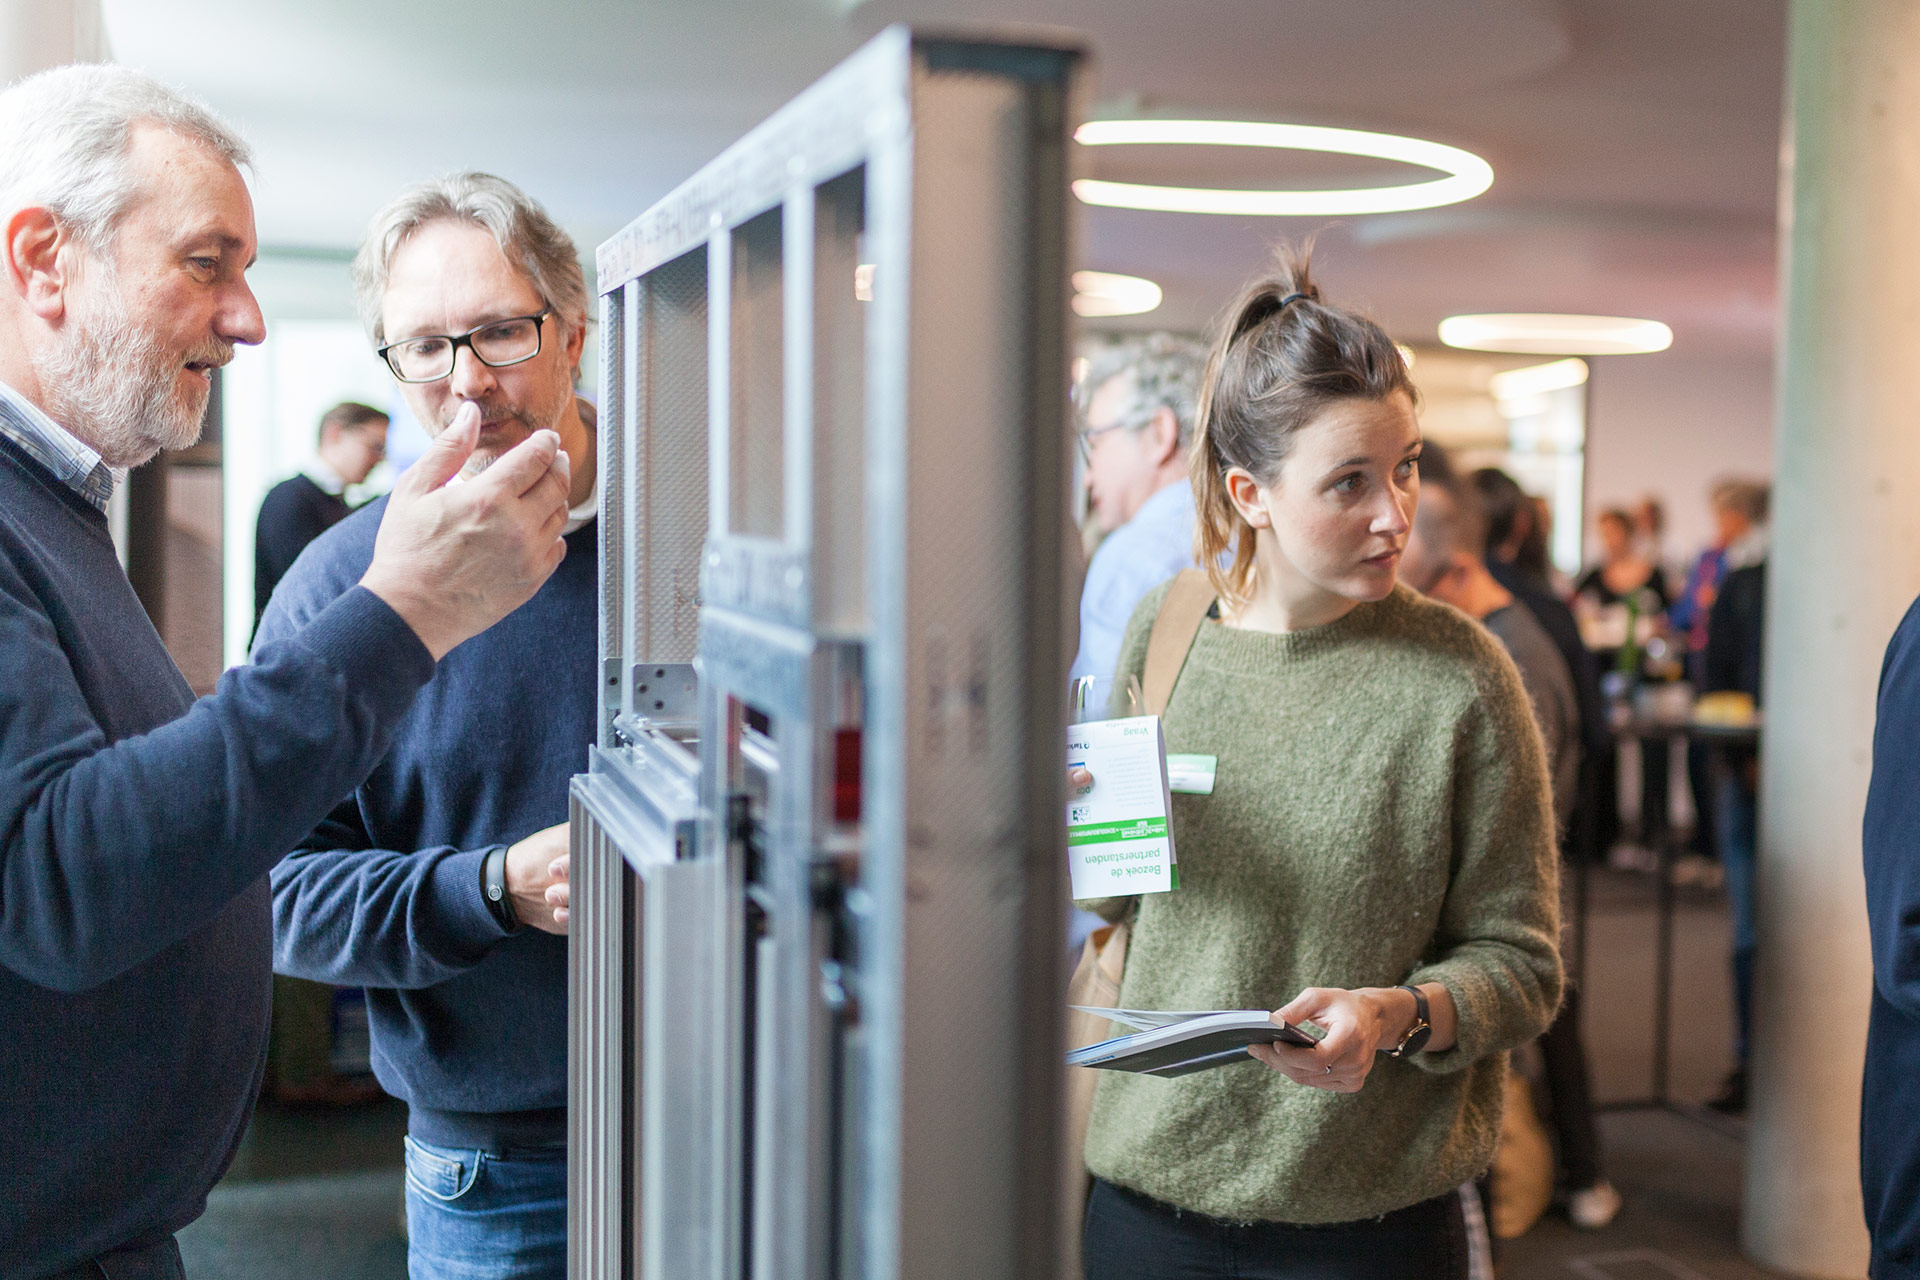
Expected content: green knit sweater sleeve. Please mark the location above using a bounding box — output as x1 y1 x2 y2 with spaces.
1405 638 1565 1074
1074 579 1174 925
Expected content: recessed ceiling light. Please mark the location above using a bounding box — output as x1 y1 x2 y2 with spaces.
1489 358 1590 400
1072 270 1162 317
1439 314 1672 355
1072 119 1493 217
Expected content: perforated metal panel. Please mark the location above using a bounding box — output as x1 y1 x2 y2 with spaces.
571 27 1081 1280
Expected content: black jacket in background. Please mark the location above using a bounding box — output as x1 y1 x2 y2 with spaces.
1489 560 1611 757
253 473 351 629
1703 563 1766 700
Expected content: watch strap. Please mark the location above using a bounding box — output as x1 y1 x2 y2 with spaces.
482 845 520 933
1390 984 1432 1056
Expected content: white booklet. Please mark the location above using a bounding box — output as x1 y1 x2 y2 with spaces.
1066 715 1177 898
1066 1007 1321 1078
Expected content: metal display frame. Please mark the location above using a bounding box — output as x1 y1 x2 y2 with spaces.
569 27 1082 1280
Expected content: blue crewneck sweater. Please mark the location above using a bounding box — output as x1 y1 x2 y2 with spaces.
0 435 433 1277
256 493 596 1149
1864 595 1920 1275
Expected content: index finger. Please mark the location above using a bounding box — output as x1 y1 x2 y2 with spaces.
472 428 563 499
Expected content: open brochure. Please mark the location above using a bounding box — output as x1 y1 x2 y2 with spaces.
1066 1007 1322 1078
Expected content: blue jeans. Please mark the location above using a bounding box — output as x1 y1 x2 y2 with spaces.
403 1135 567 1280
1718 769 1759 1065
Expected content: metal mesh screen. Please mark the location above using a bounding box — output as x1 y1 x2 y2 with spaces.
598 287 626 745
730 208 785 540
810 168 868 633
635 247 709 665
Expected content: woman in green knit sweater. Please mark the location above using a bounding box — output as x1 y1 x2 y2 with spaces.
1077 250 1563 1279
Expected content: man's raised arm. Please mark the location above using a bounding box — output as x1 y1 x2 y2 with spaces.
0 412 570 992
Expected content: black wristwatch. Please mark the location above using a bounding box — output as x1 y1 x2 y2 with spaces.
1385 984 1432 1057
482 845 520 933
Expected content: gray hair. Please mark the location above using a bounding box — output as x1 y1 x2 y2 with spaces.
1710 477 1770 526
0 64 250 252
353 171 587 348
1081 331 1208 449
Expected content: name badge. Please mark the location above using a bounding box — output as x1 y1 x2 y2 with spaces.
1167 754 1217 795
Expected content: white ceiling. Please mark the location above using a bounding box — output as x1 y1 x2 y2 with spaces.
100 0 1785 357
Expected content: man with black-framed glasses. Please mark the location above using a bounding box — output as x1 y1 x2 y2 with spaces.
254 172 598 1280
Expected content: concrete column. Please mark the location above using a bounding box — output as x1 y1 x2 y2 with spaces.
1746 3 1920 1275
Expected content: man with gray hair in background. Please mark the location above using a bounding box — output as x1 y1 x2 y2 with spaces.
256 172 598 1279
1068 334 1206 950
0 72 572 1279
1070 332 1209 692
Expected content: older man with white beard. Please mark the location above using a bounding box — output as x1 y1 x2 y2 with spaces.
0 68 573 1280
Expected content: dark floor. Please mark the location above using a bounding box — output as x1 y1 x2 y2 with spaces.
179 865 1793 1279
179 1096 410 1277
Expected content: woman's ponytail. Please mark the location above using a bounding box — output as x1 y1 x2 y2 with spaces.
1188 344 1252 606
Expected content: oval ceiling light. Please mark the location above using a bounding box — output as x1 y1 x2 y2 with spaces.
1072 270 1162 317
1439 313 1673 355
1488 357 1590 400
1072 119 1493 217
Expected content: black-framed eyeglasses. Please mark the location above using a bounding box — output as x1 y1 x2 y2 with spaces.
378 311 551 383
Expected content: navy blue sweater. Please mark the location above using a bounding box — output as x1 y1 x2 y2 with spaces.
1864 594 1920 1276
0 435 433 1276
256 495 596 1149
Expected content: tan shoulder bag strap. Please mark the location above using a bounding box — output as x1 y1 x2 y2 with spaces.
1140 569 1216 717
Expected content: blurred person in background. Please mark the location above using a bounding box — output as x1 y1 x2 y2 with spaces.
253 401 388 633
1576 506 1671 618
255 407 395 1108
1070 332 1209 691
1404 454 1618 1231
1475 468 1612 866
1577 505 1675 861
1667 479 1772 888
1068 334 1207 953
1631 494 1667 568
1699 484 1768 1115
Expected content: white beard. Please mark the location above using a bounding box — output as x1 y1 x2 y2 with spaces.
33 261 225 469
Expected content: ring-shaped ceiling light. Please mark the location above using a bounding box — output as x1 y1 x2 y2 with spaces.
1439 313 1673 355
1072 120 1494 216
1073 270 1162 317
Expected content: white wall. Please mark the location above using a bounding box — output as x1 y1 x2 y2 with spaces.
221 318 399 668
1583 348 1777 571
